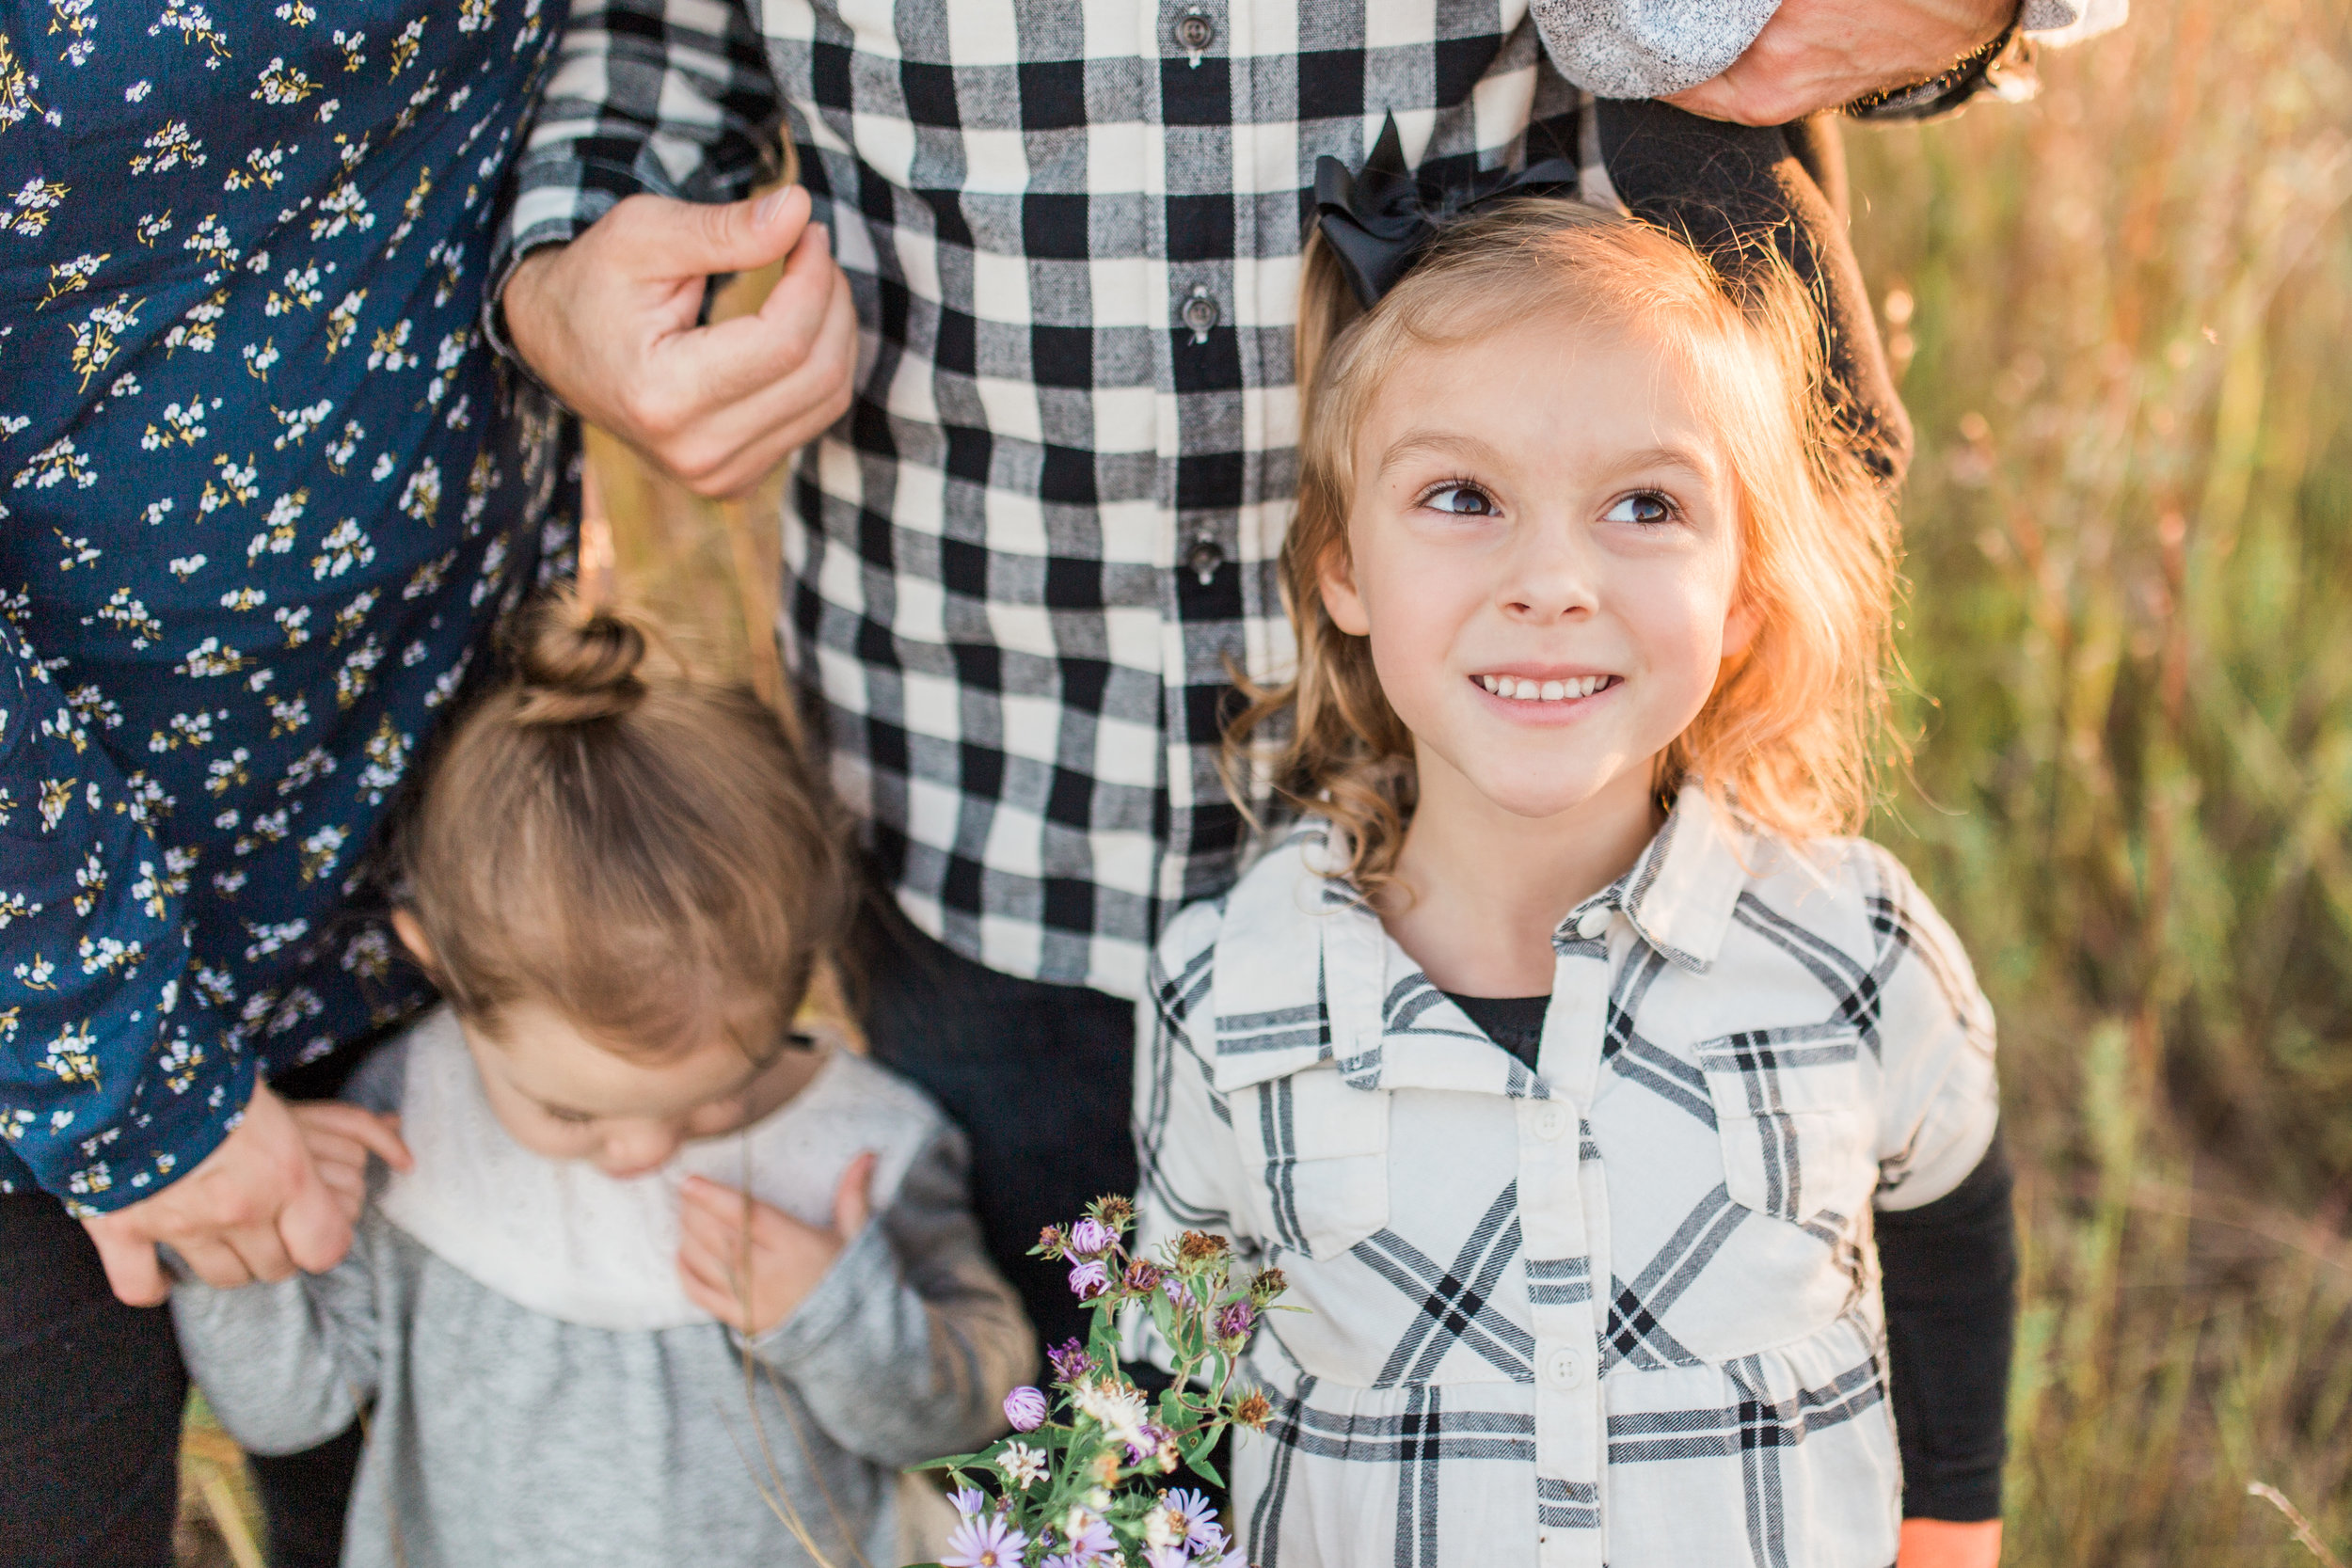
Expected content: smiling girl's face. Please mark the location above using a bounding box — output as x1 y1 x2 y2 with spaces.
1320 314 1756 832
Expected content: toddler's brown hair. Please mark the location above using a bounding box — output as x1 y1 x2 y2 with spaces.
400 588 848 1062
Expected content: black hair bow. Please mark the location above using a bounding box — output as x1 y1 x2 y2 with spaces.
1311 114 1583 309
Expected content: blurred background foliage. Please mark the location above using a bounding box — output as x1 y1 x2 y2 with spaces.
174 0 2352 1561
1851 0 2352 1559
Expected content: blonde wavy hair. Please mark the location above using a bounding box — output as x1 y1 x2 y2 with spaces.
1228 198 1902 892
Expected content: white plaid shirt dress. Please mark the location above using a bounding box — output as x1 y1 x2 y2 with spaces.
497 0 2106 1001
1134 786 2001 1567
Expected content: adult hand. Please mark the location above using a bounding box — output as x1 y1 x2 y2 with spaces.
78 1080 359 1307
1898 1518 2003 1568
676 1152 876 1338
502 185 858 499
286 1101 413 1225
1663 0 2016 126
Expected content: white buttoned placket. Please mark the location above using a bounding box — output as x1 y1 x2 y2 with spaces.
1524 898 1619 1568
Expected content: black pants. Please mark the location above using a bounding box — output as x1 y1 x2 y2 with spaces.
0 1037 382 1568
855 899 1138 1358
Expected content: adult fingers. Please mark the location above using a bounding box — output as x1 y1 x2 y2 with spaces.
662 241 849 418
222 1217 300 1284
658 277 859 496
274 1159 357 1275
83 1219 170 1307
832 1151 878 1239
173 1233 258 1291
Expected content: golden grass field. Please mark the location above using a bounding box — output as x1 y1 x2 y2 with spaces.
178 1 2352 1561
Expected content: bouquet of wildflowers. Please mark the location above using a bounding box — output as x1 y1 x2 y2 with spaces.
914 1196 1287 1568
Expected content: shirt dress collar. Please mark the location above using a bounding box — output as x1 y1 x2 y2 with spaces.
1205 784 1757 1101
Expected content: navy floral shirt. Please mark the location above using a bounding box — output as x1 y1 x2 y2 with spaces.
0 0 574 1213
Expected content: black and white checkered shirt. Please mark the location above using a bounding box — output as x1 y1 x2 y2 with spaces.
1133 786 1999 1566
498 0 2106 999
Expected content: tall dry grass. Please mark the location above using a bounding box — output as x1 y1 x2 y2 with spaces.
1849 0 2352 1560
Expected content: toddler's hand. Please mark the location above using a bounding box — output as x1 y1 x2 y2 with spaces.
286 1102 414 1226
1899 1518 2001 1568
677 1151 877 1338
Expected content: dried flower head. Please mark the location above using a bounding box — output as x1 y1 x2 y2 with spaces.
1177 1229 1229 1264
1123 1258 1166 1292
1249 1266 1287 1304
1091 1194 1136 1230
1232 1389 1273 1431
1035 1225 1067 1258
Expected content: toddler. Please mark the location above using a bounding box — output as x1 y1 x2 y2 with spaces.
173 593 1032 1567
1135 199 2014 1568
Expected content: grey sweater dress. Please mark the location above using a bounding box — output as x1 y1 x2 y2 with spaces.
171 1010 1033 1568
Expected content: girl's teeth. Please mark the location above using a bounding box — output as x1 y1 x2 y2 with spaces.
1480 673 1613 702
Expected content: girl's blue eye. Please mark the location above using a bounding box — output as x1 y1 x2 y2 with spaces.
1424 483 1499 516
1604 491 1675 526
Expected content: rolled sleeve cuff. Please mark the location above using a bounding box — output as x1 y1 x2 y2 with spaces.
1531 0 1780 99
2022 0 2129 40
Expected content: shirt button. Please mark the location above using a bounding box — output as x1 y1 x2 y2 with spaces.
1542 1345 1585 1390
1174 8 1216 53
1181 283 1221 342
1575 906 1612 941
1532 1103 1570 1142
1184 537 1226 584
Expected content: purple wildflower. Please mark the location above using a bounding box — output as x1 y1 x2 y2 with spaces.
1068 1258 1111 1299
1063 1514 1118 1563
1047 1338 1096 1383
1162 1275 1197 1311
1163 1487 1220 1548
1144 1547 1192 1568
1068 1216 1116 1256
1122 1257 1165 1292
1003 1386 1048 1432
1214 1299 1256 1342
940 1514 1026 1568
948 1485 988 1520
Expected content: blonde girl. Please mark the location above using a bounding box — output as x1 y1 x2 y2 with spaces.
171 593 1031 1568
1135 201 2013 1568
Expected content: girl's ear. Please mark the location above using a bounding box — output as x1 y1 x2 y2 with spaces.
1720 594 1761 662
1318 538 1372 637
389 908 437 973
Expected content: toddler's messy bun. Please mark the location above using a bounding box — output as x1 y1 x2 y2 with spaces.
510 590 649 726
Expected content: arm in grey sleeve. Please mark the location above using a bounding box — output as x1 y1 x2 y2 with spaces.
748 1126 1036 1469
169 1223 385 1458
1531 0 2125 101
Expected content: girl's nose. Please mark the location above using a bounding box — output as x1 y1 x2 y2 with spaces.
1500 521 1599 622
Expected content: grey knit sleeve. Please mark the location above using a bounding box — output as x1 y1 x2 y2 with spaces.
169 1218 386 1458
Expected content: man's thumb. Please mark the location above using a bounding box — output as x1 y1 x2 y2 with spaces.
834 1150 878 1239
662 185 813 277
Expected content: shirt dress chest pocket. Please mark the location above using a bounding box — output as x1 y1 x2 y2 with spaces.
1233 1066 1392 1261
1695 1025 1877 1227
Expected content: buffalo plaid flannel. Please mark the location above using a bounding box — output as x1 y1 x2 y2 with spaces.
494 0 2108 999
1133 785 2000 1567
